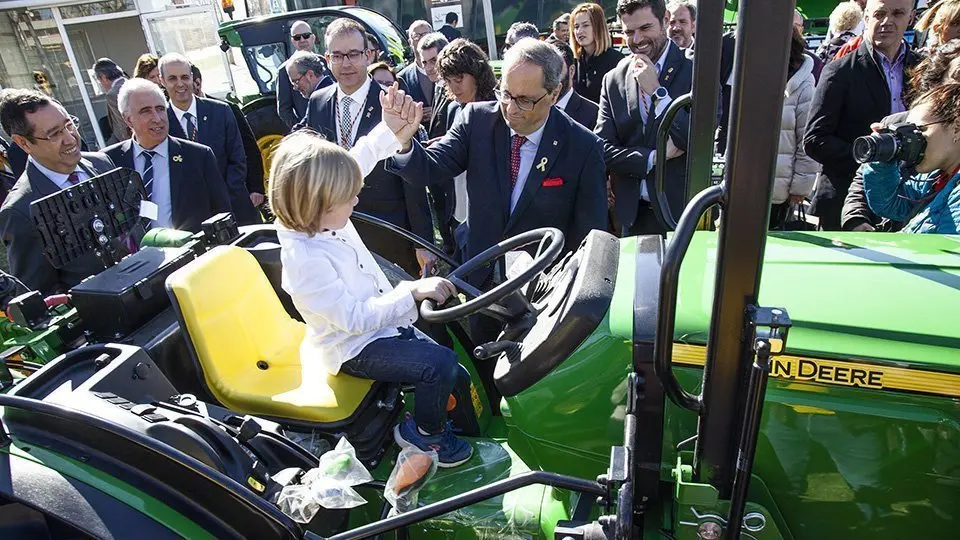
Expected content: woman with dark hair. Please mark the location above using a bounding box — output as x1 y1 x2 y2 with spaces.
368 61 397 87
772 27 819 229
571 2 623 102
432 39 497 252
437 39 497 107
909 39 960 101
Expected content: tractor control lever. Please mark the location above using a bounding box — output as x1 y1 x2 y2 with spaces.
473 341 520 361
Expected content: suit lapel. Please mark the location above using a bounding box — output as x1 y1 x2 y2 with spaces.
116 140 136 169
644 42 682 138
493 118 512 220
505 111 564 233
77 156 101 177
26 163 63 198
856 43 891 114
195 98 209 144
625 65 641 123
167 107 186 139
166 138 185 227
356 81 381 138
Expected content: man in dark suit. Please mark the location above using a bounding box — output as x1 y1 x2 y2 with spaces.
0 90 116 294
439 12 462 42
597 0 693 236
420 33 452 135
277 20 332 130
803 0 919 231
93 58 130 143
159 53 260 225
192 65 265 210
300 18 434 277
387 38 607 286
105 79 230 233
548 38 599 131
397 20 436 117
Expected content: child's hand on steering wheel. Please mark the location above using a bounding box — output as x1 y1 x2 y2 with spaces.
405 277 456 303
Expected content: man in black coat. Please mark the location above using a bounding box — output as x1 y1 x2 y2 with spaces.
277 20 332 130
300 18 434 277
596 0 693 236
387 38 607 287
192 65 265 209
159 53 260 225
105 79 231 233
548 38 599 131
0 90 116 294
802 0 919 231
438 12 462 42
396 20 435 114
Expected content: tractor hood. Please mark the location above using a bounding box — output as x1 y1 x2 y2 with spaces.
675 232 960 373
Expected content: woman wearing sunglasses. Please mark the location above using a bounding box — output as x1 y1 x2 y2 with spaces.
861 82 960 234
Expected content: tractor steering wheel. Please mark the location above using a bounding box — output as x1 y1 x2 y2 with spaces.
420 228 565 324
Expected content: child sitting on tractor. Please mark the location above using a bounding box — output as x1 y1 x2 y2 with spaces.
268 122 474 468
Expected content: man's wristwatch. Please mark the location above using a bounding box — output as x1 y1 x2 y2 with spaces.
652 86 669 101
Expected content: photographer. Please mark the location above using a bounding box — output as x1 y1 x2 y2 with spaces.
860 82 960 233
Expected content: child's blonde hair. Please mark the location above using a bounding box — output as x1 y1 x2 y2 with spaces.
268 131 363 235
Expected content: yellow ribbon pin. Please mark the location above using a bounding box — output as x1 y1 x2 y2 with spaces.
536 157 548 172
172 155 183 163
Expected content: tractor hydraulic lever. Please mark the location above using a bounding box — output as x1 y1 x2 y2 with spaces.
725 306 790 539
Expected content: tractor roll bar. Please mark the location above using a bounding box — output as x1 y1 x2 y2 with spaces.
652 93 692 231
316 471 605 540
653 183 723 413
351 212 459 268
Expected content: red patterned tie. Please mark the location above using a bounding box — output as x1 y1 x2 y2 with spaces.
66 172 80 185
510 135 526 188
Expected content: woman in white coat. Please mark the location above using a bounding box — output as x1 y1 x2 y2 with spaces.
772 27 820 229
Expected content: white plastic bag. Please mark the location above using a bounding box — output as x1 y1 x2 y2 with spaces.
276 438 372 523
384 446 439 515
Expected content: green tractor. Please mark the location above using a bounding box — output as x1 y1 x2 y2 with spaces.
0 1 957 539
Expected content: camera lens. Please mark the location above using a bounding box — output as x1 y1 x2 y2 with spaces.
852 133 899 164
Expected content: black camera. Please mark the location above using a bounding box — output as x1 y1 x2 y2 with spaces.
852 122 927 167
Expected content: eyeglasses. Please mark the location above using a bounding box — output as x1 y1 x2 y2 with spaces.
290 72 305 86
291 32 313 41
327 50 368 64
32 116 80 142
494 88 550 111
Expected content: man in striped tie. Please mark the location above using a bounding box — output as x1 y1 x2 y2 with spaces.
103 79 230 236
159 53 260 226
0 89 115 294
298 18 435 278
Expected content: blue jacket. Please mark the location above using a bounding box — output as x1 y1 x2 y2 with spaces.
862 160 960 234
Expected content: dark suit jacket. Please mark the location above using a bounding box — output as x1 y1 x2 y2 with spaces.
386 102 607 285
211 96 265 196
105 78 130 143
167 96 259 224
277 61 308 130
560 91 599 131
397 63 432 107
428 85 453 138
0 152 114 294
299 81 434 245
803 40 920 218
104 137 231 233
596 41 693 227
439 25 461 42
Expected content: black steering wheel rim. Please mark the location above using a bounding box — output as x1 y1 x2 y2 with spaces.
420 228 565 323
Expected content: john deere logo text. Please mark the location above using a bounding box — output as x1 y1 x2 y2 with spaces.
771 357 883 389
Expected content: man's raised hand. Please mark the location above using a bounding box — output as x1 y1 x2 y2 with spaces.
380 83 422 146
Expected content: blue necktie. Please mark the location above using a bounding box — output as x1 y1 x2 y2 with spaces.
141 149 155 198
184 112 197 141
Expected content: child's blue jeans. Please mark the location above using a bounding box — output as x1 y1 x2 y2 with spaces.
340 327 468 433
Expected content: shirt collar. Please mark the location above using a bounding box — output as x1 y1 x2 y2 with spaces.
556 89 574 110
510 115 548 147
338 77 372 103
870 39 906 66
654 40 672 73
28 156 84 186
132 137 169 160
170 96 198 122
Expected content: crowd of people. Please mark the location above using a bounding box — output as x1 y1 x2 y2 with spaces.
1 0 960 463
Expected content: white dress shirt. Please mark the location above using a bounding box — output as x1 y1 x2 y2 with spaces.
555 89 574 111
335 77 373 148
508 120 547 212
133 137 173 228
28 157 92 190
170 96 199 138
278 121 411 375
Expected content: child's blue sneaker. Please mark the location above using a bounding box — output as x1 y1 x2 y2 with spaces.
393 415 473 468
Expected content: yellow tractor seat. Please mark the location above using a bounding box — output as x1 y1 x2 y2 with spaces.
165 245 376 425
